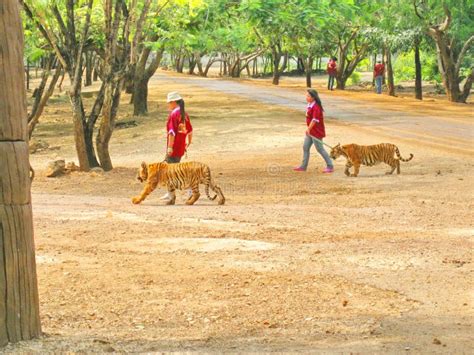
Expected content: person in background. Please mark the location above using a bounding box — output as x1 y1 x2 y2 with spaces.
374 60 385 94
327 57 337 91
293 89 334 173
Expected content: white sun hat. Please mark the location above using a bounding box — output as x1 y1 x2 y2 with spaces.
166 91 183 102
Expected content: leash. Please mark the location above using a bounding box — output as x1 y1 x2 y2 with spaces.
308 134 334 150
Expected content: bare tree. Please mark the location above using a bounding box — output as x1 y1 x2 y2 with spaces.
1 0 41 345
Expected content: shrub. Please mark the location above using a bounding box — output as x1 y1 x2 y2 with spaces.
348 71 361 86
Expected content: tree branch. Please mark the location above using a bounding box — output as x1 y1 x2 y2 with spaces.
23 2 69 70
455 35 474 77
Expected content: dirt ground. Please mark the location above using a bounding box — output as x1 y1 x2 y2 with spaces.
4 71 473 353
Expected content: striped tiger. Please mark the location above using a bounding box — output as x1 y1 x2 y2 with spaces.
329 143 414 177
132 161 225 205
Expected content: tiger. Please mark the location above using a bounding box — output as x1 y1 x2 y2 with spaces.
329 143 414 177
132 161 225 205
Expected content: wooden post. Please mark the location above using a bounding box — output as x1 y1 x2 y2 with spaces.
0 0 42 346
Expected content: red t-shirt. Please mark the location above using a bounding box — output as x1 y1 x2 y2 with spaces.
374 63 385 77
327 60 337 75
166 107 193 158
306 102 326 139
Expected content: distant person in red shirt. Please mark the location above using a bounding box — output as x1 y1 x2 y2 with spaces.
293 89 334 173
374 60 385 94
327 57 337 91
165 91 193 163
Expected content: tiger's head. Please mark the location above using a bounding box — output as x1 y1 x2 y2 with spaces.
329 143 344 160
137 161 148 182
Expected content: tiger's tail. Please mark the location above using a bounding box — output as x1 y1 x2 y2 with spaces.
395 147 414 162
204 166 218 201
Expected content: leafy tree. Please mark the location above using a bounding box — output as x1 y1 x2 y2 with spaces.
414 0 474 102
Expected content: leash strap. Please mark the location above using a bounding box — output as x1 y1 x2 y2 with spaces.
309 134 334 150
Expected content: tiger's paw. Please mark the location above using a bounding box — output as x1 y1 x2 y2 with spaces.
132 197 141 204
218 199 225 205
350 174 358 177
166 199 176 205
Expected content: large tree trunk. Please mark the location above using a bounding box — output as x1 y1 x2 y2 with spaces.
97 80 121 171
132 48 163 116
0 0 42 346
336 31 368 90
414 37 423 100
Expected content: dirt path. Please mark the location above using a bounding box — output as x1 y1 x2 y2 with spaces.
6 72 473 353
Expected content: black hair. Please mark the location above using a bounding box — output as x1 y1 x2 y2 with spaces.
332 56 337 61
307 89 324 111
176 99 185 123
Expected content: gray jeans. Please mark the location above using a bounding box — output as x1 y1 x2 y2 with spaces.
375 75 383 94
301 135 333 170
165 156 181 164
328 75 336 90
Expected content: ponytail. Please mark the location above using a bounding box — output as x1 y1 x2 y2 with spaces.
307 89 324 112
176 99 185 123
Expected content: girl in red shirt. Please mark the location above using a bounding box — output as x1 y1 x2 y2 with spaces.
294 89 334 173
161 92 193 201
165 91 193 163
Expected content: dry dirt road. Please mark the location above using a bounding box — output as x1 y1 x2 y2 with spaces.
5 72 473 353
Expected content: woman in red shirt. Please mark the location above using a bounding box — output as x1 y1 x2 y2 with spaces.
293 89 334 173
160 92 193 201
165 91 193 163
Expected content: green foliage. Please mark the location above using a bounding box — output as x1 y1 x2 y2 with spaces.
393 50 440 83
348 71 361 85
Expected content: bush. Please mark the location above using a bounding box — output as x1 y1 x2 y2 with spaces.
348 71 361 86
393 50 441 83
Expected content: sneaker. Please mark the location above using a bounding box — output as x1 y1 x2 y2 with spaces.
322 167 334 173
160 192 171 200
293 167 306 172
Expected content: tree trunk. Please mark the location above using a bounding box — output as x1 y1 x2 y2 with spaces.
372 53 376 87
272 46 283 85
84 51 93 86
26 59 30 90
414 38 423 100
382 46 387 85
69 92 93 171
28 65 62 138
93 56 99 82
303 56 313 88
336 36 368 90
0 0 42 346
97 80 121 171
132 48 163 116
188 55 196 75
385 45 395 96
133 78 148 116
429 30 470 102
